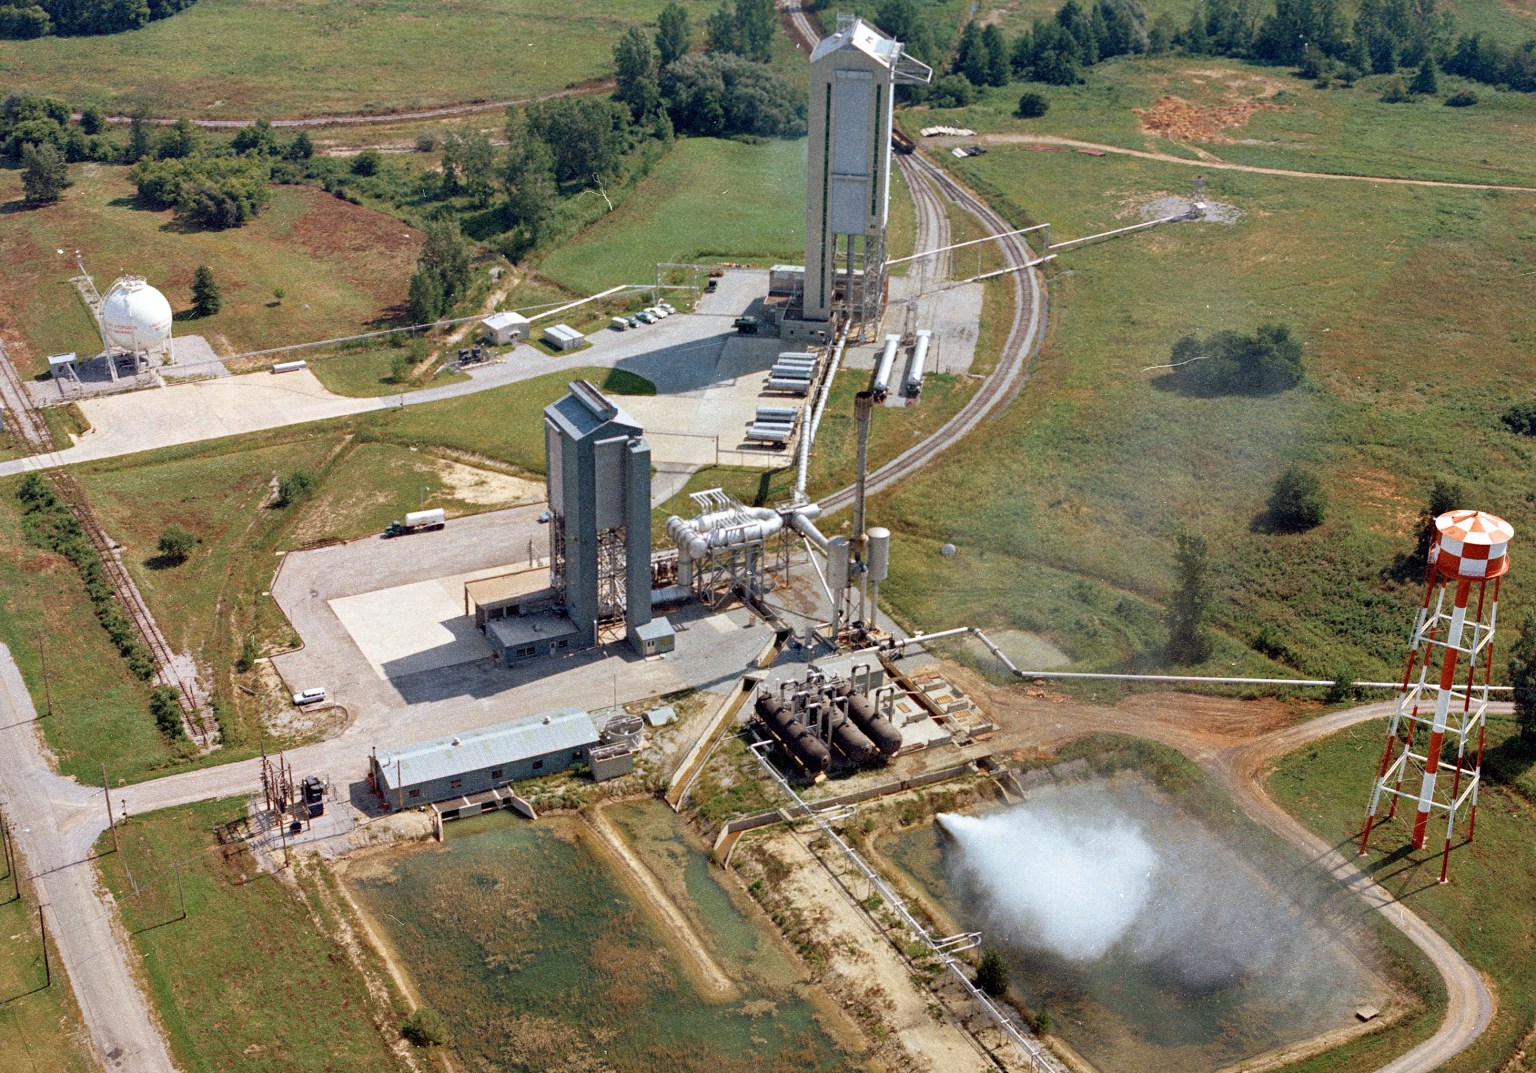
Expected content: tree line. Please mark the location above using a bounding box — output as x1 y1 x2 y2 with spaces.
981 0 1536 94
0 0 197 40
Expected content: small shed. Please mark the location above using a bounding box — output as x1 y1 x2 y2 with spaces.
370 708 599 808
629 616 675 658
482 311 530 345
542 323 585 351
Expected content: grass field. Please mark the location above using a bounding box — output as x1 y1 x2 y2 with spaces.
303 346 471 397
914 57 1536 186
0 165 422 379
873 138 1536 679
0 0 721 117
94 798 410 1073
0 857 90 1073
1269 716 1536 1073
537 138 809 295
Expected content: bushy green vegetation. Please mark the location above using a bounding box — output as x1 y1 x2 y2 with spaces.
0 0 198 39
1270 716 1536 1073
131 152 271 229
96 798 409 1073
1167 323 1305 395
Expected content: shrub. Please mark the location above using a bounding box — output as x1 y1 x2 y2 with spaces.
1445 90 1478 107
275 469 314 507
1169 324 1304 396
402 1007 447 1047
1380 76 1412 102
351 148 382 176
236 635 259 673
975 948 1010 997
130 153 271 229
156 524 195 563
1015 91 1050 118
1502 402 1536 435
1266 466 1326 532
190 264 221 317
150 686 185 740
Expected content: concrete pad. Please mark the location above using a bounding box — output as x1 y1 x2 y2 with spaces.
71 367 379 461
329 564 513 680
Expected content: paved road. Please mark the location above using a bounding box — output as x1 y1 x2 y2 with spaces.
0 648 179 1073
1216 704 1495 1073
0 271 769 478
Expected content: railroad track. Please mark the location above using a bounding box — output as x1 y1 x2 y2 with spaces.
0 339 216 744
777 0 1048 518
820 152 1046 516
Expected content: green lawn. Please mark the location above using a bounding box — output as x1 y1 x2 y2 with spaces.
0 862 90 1073
1269 715 1536 1073
0 165 422 379
95 798 410 1073
304 346 471 398
0 0 722 117
538 137 809 295
874 142 1536 679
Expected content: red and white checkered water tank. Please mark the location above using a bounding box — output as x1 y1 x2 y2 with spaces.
1430 510 1513 581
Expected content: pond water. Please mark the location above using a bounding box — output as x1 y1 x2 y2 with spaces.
885 781 1389 1073
350 801 861 1073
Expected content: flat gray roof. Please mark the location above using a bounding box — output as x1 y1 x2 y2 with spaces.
375 708 597 791
487 611 580 649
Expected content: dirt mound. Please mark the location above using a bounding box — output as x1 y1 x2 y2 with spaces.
1139 196 1242 224
1134 94 1286 143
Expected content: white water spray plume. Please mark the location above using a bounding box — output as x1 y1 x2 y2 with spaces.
938 805 1156 961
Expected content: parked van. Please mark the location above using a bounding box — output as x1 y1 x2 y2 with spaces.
292 687 327 706
610 317 629 331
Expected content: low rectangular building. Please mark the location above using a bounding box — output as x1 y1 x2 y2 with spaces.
482 311 531 345
542 323 585 351
371 708 599 808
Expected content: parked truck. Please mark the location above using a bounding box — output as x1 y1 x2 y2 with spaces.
384 508 446 537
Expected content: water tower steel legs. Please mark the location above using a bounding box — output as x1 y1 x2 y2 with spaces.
1359 510 1511 883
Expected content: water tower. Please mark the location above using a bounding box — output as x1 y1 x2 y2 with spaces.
100 276 173 377
1359 509 1514 882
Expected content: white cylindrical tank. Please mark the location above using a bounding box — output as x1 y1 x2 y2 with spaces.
873 334 901 396
100 277 173 353
906 330 931 395
827 536 851 593
866 527 890 582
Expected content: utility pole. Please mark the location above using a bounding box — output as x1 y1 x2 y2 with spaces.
177 868 186 921
37 905 50 988
102 765 119 857
37 631 51 718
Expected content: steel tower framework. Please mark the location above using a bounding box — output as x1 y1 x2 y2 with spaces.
1360 509 1514 883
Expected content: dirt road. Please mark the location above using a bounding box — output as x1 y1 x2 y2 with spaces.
928 133 1536 194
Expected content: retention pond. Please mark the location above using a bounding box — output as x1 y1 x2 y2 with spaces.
349 800 864 1073
884 778 1393 1073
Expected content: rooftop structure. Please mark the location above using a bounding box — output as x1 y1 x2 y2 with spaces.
370 708 599 807
798 17 930 334
544 380 654 652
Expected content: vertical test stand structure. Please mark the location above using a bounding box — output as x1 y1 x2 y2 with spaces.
1360 509 1514 882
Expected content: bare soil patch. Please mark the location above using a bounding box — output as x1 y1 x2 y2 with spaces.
286 186 423 308
1135 94 1288 143
433 457 541 506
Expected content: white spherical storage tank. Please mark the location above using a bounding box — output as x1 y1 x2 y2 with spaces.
100 277 173 353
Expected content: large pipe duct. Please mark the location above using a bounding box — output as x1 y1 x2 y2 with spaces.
905 330 931 398
665 506 783 560
843 687 902 756
755 694 830 774
872 334 901 400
